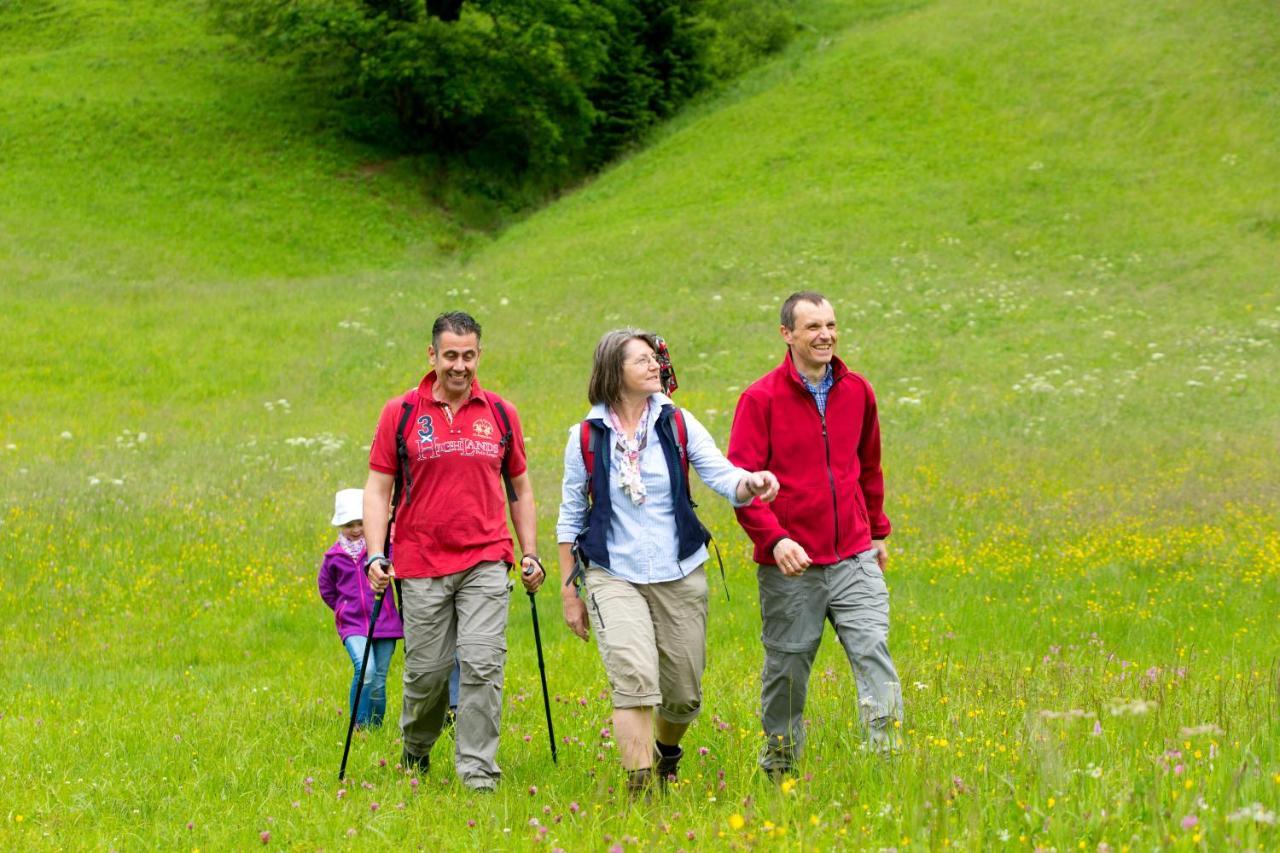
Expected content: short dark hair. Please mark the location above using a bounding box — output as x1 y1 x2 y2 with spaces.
432 311 482 349
588 329 660 408
780 291 828 329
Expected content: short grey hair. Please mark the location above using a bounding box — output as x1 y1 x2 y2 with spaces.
588 329 659 408
780 291 828 329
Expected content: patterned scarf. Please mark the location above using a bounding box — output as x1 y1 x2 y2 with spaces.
338 534 365 563
608 400 650 506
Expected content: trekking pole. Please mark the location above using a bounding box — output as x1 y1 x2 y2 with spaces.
338 571 387 781
522 557 557 764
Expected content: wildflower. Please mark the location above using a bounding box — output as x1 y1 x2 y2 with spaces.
1180 815 1198 830
260 831 270 844
698 747 710 756
569 801 580 814
528 785 538 796
1226 803 1277 824
336 788 347 799
728 814 745 830
370 802 380 813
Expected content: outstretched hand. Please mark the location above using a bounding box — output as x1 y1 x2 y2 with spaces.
743 470 780 503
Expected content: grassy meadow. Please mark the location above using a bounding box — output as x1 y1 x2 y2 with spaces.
2 0 1279 849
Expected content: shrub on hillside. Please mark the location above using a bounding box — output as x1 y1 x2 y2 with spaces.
211 0 792 183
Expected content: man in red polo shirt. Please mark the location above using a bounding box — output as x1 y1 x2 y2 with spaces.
363 311 543 792
728 291 903 778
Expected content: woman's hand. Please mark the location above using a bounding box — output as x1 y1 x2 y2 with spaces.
738 470 780 503
562 589 590 641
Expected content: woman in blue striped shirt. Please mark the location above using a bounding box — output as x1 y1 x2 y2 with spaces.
556 329 778 795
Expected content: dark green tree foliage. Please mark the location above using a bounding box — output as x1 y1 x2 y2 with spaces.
213 0 791 180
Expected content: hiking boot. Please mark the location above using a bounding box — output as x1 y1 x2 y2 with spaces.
654 745 683 788
401 749 430 775
765 764 795 784
626 767 653 801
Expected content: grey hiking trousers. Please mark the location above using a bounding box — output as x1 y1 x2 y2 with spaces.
757 549 902 770
399 562 510 786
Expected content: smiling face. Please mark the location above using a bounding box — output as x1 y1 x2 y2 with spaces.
781 298 837 377
620 338 662 399
340 520 364 540
428 330 481 399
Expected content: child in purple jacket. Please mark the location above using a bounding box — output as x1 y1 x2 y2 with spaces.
318 488 403 727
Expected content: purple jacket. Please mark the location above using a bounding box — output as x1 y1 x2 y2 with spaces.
318 541 404 641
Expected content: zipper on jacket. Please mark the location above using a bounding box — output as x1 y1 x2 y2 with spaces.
357 553 370 627
820 413 840 553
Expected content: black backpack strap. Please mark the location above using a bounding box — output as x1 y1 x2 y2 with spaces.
391 391 417 522
486 393 519 503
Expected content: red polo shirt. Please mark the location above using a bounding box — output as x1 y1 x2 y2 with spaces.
369 372 527 578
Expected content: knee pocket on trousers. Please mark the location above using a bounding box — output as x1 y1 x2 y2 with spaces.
761 637 821 656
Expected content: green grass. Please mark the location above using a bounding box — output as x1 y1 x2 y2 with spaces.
2 0 1279 848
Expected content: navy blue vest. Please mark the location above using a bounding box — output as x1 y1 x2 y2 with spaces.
577 405 711 570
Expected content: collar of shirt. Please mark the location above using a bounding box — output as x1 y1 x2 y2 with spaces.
800 364 833 396
585 392 672 436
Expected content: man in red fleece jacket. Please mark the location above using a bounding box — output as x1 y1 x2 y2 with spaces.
728 291 903 777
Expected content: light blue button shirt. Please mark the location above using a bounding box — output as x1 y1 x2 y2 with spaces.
556 394 750 584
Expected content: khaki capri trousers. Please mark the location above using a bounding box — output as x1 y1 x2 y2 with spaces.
583 565 709 723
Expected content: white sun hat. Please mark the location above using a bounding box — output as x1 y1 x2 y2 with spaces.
331 488 364 526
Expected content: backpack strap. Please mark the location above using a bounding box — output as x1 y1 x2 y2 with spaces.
485 392 519 503
579 420 596 495
391 389 418 521
672 407 691 499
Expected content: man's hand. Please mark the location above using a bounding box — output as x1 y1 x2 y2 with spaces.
520 555 546 593
740 470 780 503
772 538 811 577
872 539 888 571
367 558 394 593
561 588 589 641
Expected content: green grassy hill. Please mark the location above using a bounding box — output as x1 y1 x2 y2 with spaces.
2 0 1278 848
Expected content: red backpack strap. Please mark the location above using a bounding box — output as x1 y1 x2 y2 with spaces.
579 420 594 493
672 407 690 490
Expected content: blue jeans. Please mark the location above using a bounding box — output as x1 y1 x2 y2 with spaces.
344 636 397 727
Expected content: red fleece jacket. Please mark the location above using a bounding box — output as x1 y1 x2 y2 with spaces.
727 352 890 566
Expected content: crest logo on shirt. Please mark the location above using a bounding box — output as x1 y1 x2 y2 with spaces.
472 417 495 438
416 415 435 445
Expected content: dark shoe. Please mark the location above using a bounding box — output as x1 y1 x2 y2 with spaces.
765 764 794 784
626 767 653 800
401 749 429 775
655 746 683 788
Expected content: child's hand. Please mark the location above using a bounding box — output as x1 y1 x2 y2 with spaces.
367 558 394 593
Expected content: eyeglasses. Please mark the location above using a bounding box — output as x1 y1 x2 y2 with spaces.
628 354 660 368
